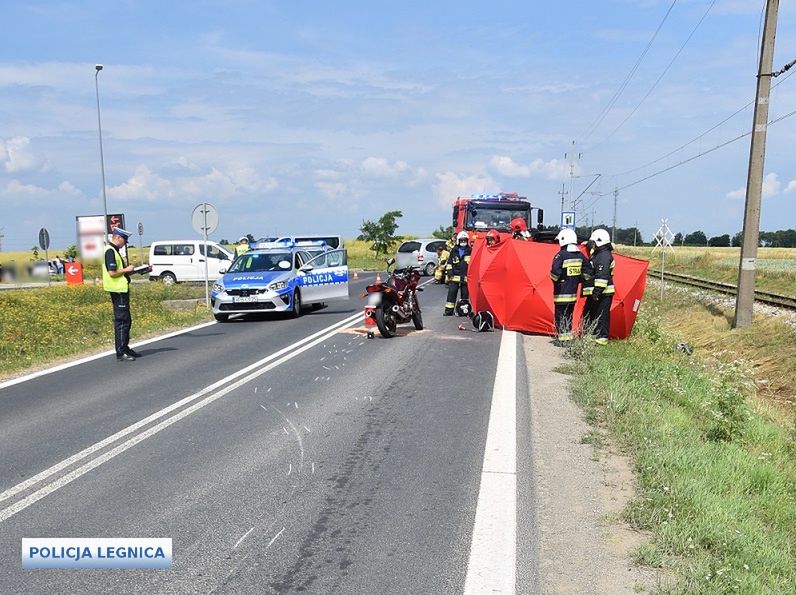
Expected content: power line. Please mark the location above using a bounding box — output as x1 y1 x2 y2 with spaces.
580 0 678 143
602 106 796 194
607 66 795 178
590 0 717 150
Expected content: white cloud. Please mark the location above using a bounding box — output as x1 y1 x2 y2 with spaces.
726 172 782 200
489 155 569 180
1 136 38 173
433 171 498 207
108 163 278 203
0 178 82 201
315 181 347 199
360 157 409 177
57 181 83 197
785 180 796 193
315 169 343 180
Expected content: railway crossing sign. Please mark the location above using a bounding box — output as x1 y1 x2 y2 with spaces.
652 219 674 300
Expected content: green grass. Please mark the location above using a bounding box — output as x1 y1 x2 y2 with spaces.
0 283 212 378
618 245 796 296
566 305 795 594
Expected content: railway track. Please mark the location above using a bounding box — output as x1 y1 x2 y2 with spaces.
648 269 796 310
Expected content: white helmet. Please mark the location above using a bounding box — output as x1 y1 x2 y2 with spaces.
589 229 611 247
456 231 469 242
555 228 578 247
239 236 248 243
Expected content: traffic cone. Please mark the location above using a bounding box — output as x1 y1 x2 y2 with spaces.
353 270 359 280
375 272 382 283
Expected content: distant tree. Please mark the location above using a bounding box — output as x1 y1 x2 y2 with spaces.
709 234 731 247
219 239 229 245
31 246 39 260
684 230 708 246
432 225 454 240
614 226 643 245
673 232 683 246
64 244 78 260
358 210 403 256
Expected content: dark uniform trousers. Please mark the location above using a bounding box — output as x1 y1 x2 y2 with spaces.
583 293 612 340
110 291 132 356
445 279 469 314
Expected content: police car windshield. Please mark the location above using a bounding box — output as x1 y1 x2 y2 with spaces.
467 205 530 232
228 252 292 273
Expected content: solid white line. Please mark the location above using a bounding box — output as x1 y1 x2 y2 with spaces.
0 311 362 509
464 330 517 595
0 311 362 523
0 320 218 391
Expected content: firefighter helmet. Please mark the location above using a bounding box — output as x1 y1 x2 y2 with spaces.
555 228 578 247
589 228 611 247
455 299 471 317
456 231 469 242
472 311 494 332
486 229 501 245
510 217 528 233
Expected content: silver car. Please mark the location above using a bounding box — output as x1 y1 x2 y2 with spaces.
394 239 448 276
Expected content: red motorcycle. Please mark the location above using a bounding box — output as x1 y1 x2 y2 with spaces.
363 259 423 338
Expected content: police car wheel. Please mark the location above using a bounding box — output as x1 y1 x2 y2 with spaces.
291 290 302 318
214 313 229 322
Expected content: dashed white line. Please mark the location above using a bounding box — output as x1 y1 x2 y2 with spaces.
233 526 255 549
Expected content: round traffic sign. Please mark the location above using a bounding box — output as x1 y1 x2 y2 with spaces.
38 228 50 251
137 222 144 236
191 203 218 236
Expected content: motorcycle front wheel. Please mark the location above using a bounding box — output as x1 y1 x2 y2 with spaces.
374 305 397 338
411 305 423 330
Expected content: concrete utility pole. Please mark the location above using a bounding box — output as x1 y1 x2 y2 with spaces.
734 0 779 328
558 184 568 218
612 187 618 242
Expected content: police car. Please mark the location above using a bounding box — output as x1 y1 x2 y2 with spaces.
210 241 349 322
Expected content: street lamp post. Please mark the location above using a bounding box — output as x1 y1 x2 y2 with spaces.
94 64 109 243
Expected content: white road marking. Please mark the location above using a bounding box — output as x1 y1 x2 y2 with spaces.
287 463 292 476
464 330 517 595
233 526 255 549
303 425 311 433
266 527 285 549
0 320 218 391
259 405 268 412
0 311 363 523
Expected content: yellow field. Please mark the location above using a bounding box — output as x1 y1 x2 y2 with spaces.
616 245 796 296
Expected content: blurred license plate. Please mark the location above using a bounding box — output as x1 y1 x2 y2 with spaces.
234 296 257 303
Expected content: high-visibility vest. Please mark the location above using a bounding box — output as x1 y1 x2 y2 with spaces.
102 246 129 293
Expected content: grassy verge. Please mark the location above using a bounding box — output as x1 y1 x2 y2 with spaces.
564 296 795 593
346 239 395 271
0 283 212 378
617 245 796 296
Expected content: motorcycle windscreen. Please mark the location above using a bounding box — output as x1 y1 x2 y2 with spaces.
297 249 349 303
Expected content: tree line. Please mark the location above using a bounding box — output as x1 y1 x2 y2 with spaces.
673 229 796 248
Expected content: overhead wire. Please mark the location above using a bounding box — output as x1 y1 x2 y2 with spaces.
579 0 678 144
589 0 717 150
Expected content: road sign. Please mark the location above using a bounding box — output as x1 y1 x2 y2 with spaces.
561 211 576 229
191 203 218 236
38 228 50 251
137 222 144 236
652 218 675 301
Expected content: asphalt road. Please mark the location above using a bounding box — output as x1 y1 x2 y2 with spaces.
0 275 539 594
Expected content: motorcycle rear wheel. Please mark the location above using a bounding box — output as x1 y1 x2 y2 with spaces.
411 308 423 330
374 305 397 338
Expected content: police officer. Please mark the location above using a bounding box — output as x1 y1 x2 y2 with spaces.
434 244 449 284
582 228 614 345
444 231 471 316
550 228 586 342
235 236 250 257
103 228 139 361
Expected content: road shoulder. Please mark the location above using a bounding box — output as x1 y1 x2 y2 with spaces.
523 334 655 594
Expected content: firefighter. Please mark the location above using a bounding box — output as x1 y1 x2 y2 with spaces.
434 244 449 284
550 228 586 342
510 217 532 240
444 231 471 316
485 229 501 247
582 228 614 345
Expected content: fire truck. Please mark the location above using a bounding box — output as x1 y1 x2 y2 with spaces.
451 192 552 242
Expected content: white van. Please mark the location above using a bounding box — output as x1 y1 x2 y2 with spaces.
149 240 235 284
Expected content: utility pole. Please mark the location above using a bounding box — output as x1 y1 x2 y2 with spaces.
558 184 568 218
612 187 618 242
633 221 638 247
734 0 779 328
565 140 581 211
0 228 4 252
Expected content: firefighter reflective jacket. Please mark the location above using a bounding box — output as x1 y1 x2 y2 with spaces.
435 249 450 281
550 246 586 303
582 244 614 297
445 244 471 283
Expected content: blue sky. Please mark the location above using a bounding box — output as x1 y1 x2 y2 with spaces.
1 0 795 251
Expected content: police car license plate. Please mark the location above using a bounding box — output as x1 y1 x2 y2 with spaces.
234 296 257 303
